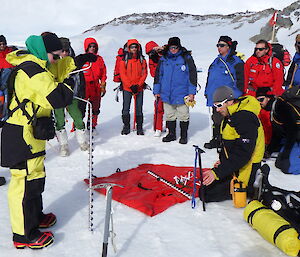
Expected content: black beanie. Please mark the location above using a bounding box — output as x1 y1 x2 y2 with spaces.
256 87 273 98
213 86 235 103
0 35 7 44
218 36 232 47
59 37 71 50
168 37 181 47
42 33 62 53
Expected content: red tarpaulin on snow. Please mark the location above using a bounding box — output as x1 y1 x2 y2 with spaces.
84 164 206 216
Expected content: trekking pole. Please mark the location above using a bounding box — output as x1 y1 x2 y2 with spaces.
133 94 137 131
192 145 206 211
90 183 124 257
74 96 95 231
153 96 159 131
208 107 213 143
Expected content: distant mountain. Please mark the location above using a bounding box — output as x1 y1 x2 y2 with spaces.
83 1 300 43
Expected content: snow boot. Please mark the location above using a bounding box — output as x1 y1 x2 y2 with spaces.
162 121 176 142
76 129 89 151
121 115 130 135
56 129 69 157
13 231 54 249
136 115 144 135
179 121 189 144
39 213 57 229
154 130 162 137
0 176 6 186
204 125 220 149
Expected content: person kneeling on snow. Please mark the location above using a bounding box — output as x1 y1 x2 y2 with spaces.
202 86 264 202
153 37 197 144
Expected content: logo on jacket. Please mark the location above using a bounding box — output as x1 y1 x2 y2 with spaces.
241 138 250 143
181 65 186 71
276 63 281 69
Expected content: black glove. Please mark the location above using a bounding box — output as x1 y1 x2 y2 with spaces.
63 77 75 89
130 84 139 94
75 53 97 69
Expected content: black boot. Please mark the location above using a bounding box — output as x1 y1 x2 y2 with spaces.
204 125 220 149
121 115 130 135
179 121 189 144
162 121 176 142
0 176 6 186
136 115 144 135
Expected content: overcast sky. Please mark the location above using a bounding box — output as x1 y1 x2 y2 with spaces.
2 0 297 43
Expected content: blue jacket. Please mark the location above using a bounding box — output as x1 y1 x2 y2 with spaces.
289 53 300 86
205 52 244 106
153 49 197 105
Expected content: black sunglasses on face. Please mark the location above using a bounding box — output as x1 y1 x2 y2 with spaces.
296 42 300 45
51 53 61 60
169 46 179 50
89 44 96 48
216 43 227 48
255 47 267 51
257 97 266 102
129 45 138 49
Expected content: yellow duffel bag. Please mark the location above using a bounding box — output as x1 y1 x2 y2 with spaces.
244 200 300 257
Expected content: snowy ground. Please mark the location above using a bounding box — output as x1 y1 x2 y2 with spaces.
1 14 300 257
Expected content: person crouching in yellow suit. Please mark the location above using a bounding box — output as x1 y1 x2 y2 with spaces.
1 32 74 249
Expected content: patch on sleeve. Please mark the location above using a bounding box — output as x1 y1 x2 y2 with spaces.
276 62 281 69
241 138 250 143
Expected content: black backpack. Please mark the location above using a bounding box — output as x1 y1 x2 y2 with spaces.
271 43 291 67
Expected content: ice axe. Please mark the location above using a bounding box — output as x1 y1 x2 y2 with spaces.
91 183 124 257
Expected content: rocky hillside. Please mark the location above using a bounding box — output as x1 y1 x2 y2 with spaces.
84 1 300 42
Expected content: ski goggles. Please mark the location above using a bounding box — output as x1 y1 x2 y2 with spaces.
216 43 228 48
213 98 228 108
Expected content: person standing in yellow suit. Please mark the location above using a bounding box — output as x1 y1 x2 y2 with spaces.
1 32 74 249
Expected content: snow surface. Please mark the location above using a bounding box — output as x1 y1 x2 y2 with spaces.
0 13 300 257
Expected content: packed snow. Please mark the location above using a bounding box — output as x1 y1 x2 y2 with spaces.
0 9 300 257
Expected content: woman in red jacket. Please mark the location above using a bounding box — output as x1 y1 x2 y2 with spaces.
145 41 164 137
82 37 107 132
119 39 148 135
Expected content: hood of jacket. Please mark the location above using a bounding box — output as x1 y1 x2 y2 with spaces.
6 49 48 68
84 37 99 53
145 41 158 54
25 35 48 62
127 39 140 50
228 95 261 117
117 48 124 56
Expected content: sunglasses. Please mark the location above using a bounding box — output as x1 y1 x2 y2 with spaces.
255 47 267 51
216 43 227 48
89 44 97 48
256 97 266 103
169 46 179 50
62 49 70 53
129 45 138 49
296 42 300 45
51 52 61 60
213 98 228 108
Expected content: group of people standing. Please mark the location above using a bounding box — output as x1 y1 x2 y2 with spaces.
0 30 299 249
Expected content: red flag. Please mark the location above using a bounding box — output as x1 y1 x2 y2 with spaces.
269 11 278 26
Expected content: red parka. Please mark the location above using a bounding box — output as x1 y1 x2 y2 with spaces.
244 44 284 96
119 39 147 93
0 47 14 69
113 48 124 82
145 41 159 78
82 38 107 99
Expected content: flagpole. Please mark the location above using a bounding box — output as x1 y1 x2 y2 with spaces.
270 11 278 43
